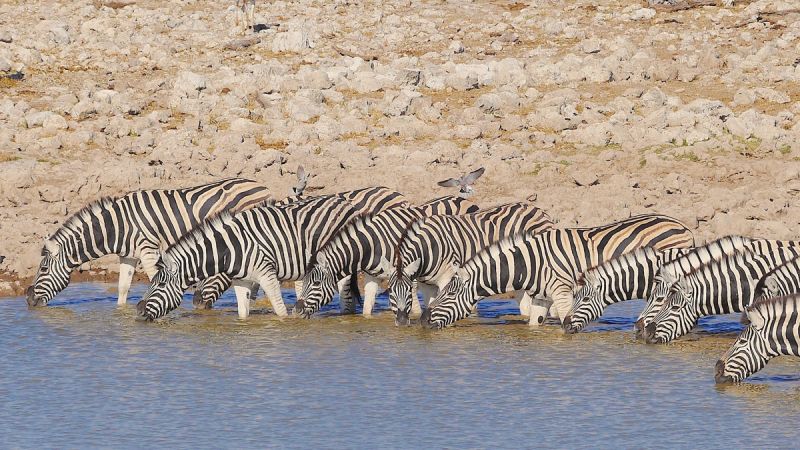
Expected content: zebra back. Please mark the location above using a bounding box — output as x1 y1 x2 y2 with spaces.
418 195 479 215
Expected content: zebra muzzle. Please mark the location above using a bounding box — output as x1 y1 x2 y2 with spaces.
561 316 578 334
395 310 410 327
25 286 43 307
714 360 733 384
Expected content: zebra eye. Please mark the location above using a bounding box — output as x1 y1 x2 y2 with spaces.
671 304 682 311
39 266 49 274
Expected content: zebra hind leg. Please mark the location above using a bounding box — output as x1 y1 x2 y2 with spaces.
362 274 382 317
338 276 358 315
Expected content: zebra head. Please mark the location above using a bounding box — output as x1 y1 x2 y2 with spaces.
562 273 603 334
27 239 71 307
645 277 698 344
716 308 771 383
136 256 183 321
635 274 674 338
293 252 337 318
420 270 471 330
387 257 421 327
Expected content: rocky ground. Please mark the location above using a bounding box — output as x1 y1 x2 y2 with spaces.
0 0 799 295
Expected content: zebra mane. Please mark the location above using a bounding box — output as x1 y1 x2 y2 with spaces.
584 247 657 278
753 255 800 300
746 292 800 316
51 196 120 240
394 217 430 274
684 248 754 280
305 210 380 271
164 210 236 257
659 235 750 279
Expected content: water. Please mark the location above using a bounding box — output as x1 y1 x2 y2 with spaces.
2 283 799 449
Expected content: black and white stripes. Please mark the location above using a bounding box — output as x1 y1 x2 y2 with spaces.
137 195 361 320
26 178 271 307
716 294 800 383
420 214 694 329
644 242 800 344
388 202 553 325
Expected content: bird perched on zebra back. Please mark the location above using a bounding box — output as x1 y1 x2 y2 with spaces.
26 178 271 308
634 235 754 338
419 214 694 329
137 194 368 320
644 242 800 344
562 246 692 334
715 293 800 384
388 201 553 326
292 194 480 319
753 255 800 303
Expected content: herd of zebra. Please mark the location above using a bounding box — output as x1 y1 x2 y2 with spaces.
23 168 800 384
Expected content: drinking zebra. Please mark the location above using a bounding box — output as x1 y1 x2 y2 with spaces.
634 235 754 338
137 192 473 320
561 247 691 334
644 243 800 344
137 194 359 320
388 202 553 326
293 205 472 318
715 293 800 383
191 185 409 311
753 256 800 302
26 178 272 308
420 214 694 329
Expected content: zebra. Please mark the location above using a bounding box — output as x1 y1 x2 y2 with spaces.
292 201 478 319
191 184 408 311
138 192 473 320
634 235 754 338
753 256 800 302
136 194 361 320
715 293 800 383
388 202 553 326
561 247 691 334
420 214 694 329
644 242 800 344
26 178 272 308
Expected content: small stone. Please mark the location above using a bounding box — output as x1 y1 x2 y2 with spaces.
580 39 601 54
630 8 656 21
448 40 465 54
0 31 12 43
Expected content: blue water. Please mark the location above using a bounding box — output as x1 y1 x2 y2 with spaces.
1 284 799 449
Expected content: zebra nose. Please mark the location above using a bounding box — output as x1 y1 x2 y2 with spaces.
634 318 645 336
192 289 212 310
26 286 41 307
561 316 577 334
293 298 306 315
714 360 732 384
644 322 660 344
395 309 410 327
419 308 433 328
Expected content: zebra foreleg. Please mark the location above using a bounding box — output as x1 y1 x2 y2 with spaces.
362 274 382 317
338 277 357 315
117 257 138 305
232 280 256 319
294 280 304 300
528 295 553 327
259 271 288 317
517 292 532 317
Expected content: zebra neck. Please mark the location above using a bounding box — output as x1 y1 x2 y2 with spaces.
58 203 130 267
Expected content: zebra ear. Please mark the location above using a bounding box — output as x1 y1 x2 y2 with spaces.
403 258 421 277
378 257 393 275
316 252 327 268
764 277 779 295
44 239 60 256
745 307 766 330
